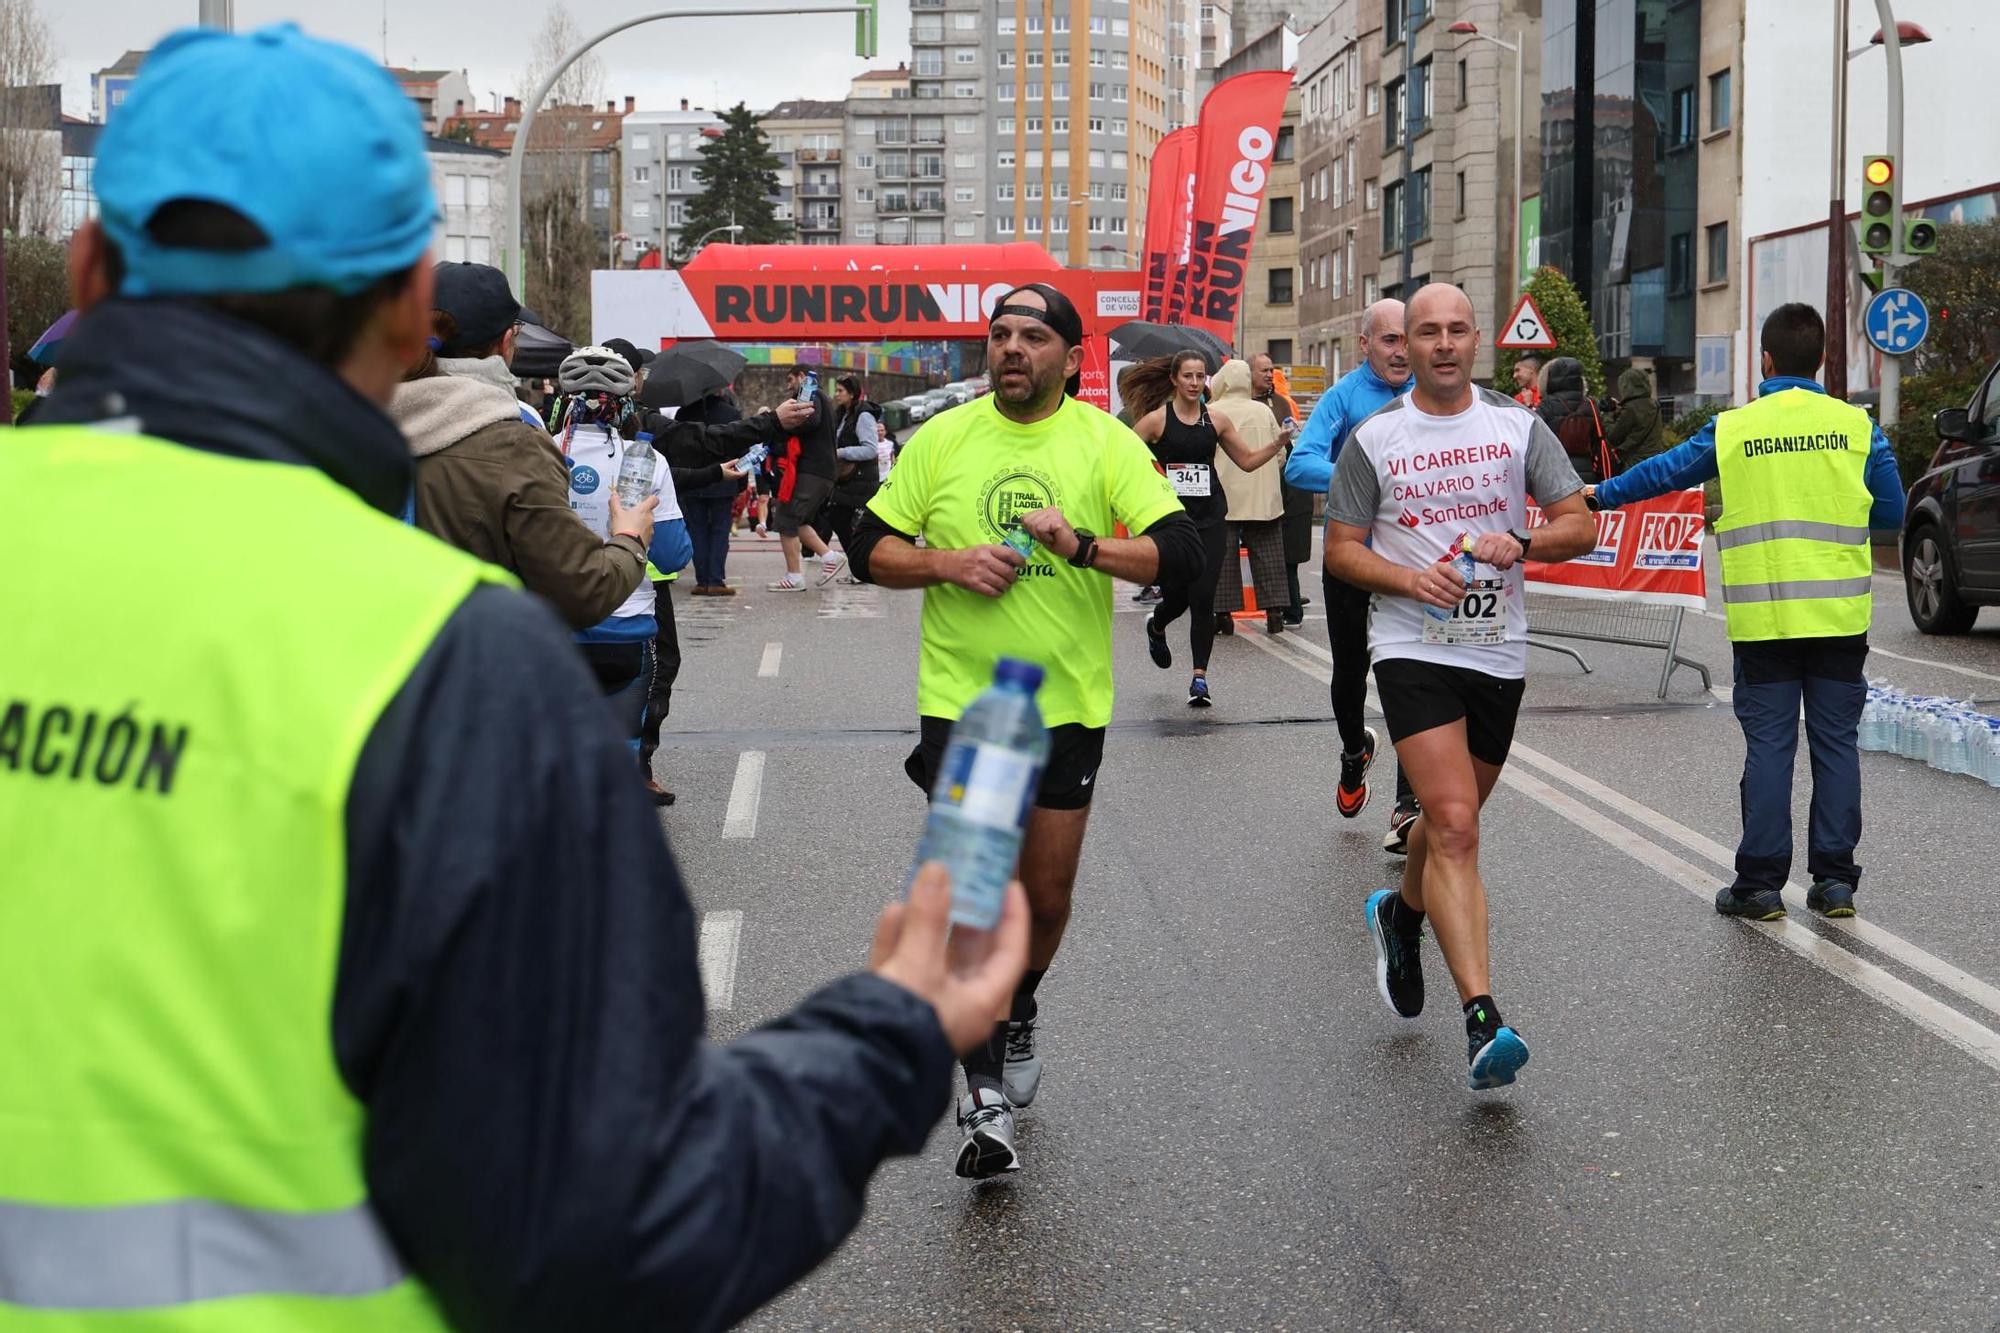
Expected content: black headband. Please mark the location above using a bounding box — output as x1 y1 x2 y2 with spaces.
993 303 1065 335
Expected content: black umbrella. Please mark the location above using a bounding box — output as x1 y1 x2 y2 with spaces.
640 340 747 409
508 321 574 379
1107 321 1235 373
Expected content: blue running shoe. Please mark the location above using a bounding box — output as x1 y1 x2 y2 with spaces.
1468 1026 1530 1090
1187 675 1211 707
1364 889 1424 1017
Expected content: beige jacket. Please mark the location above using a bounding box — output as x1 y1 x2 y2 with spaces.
1208 359 1284 522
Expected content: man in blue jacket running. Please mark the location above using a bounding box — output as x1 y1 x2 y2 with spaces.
1284 298 1421 849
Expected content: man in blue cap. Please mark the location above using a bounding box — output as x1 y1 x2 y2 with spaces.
1 24 1026 1330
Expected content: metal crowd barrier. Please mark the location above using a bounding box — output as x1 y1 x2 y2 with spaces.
1523 592 1712 700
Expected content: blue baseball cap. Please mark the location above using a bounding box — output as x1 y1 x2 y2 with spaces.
94 23 438 297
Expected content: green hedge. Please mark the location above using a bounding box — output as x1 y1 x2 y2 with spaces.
1885 368 1985 489
1664 402 1724 447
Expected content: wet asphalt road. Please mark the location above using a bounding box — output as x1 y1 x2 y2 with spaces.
654 535 2000 1333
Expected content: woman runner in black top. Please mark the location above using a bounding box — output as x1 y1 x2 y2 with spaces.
1131 351 1281 706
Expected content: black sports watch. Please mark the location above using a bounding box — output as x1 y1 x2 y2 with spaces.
1067 530 1099 569
1508 527 1534 559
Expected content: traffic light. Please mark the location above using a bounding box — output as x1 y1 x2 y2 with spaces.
1904 216 1939 256
1860 154 1895 255
855 0 878 57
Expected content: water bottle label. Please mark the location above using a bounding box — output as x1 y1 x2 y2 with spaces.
936 740 1040 830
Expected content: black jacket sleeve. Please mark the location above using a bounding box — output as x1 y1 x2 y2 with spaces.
337 585 955 1332
671 461 725 491
657 414 781 470
848 505 908 585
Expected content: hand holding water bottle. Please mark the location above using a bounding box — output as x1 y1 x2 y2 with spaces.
868 863 1029 1056
1411 534 1472 612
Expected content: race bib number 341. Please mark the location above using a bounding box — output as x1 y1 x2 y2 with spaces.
1422 576 1507 645
1168 463 1211 497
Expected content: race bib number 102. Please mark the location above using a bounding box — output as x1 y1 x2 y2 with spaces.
1422 576 1507 645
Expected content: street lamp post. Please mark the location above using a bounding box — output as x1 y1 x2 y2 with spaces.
1447 21 1525 300
506 4 865 292
688 223 744 256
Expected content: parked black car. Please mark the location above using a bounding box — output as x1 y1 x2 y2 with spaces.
1903 360 2000 633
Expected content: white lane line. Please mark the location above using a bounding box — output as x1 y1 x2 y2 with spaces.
1502 766 2000 1076
698 910 743 1011
1865 642 2000 686
758 642 783 678
1506 744 2000 1023
722 751 766 839
1249 626 2000 1072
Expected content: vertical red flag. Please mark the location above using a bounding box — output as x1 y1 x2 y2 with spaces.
1139 127 1196 322
1179 69 1293 340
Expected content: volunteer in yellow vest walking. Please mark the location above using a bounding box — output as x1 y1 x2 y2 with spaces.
0 25 1026 1329
1588 304 1906 919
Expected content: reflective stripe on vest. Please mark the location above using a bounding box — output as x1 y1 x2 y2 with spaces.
1711 390 1875 642
0 1200 404 1311
0 428 510 1327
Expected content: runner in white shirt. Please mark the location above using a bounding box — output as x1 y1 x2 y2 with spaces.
1323 284 1597 1090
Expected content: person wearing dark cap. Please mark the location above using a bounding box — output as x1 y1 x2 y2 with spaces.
852 281 1205 1179
3 23 1028 1329
387 261 656 629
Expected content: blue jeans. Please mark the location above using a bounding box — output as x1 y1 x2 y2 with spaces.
1730 640 1867 892
683 492 736 588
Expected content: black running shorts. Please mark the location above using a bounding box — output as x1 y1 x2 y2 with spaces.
1372 657 1527 768
905 716 1106 811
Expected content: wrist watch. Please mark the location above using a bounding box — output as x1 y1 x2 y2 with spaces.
1508 527 1534 559
1067 530 1099 569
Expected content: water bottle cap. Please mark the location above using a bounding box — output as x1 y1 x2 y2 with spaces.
994 657 1045 692
636 431 654 444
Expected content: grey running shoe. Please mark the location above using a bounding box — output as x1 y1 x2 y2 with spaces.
1002 1017 1042 1107
954 1089 1020 1179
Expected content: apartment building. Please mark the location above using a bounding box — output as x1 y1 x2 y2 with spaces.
1296 0 1385 377
1372 0 1541 381
1540 0 1696 389
842 64 960 245
428 135 508 267
616 105 725 258
444 97 629 245
1693 0 1743 401
761 100 845 245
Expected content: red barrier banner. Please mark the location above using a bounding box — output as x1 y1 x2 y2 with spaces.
1177 69 1293 339
1521 489 1708 610
1140 127 1196 322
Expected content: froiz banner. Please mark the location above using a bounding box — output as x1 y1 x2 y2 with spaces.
1521 489 1709 609
1174 69 1293 338
1139 127 1196 322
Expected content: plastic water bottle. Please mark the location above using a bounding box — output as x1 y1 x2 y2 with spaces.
617 431 657 508
798 371 819 403
1858 688 1882 752
1939 709 1968 774
1423 534 1477 624
738 441 768 474
1003 521 1036 564
912 658 1051 930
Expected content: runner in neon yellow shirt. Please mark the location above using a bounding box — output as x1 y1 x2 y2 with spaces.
853 283 1204 1179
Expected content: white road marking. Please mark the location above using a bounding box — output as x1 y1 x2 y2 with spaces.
1249 625 2000 1073
1506 744 2000 1024
723 750 766 839
698 910 743 1011
1863 642 2000 687
1501 766 2000 1076
759 642 783 678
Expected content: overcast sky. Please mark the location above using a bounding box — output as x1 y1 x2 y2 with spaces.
51 1 909 122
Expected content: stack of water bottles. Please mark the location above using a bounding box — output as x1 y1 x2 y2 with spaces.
1858 683 2000 786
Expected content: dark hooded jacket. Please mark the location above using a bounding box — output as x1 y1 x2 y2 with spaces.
1537 356 1612 483
29 299 955 1333
1605 366 1666 467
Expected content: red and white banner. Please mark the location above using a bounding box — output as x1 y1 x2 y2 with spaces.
1521 489 1708 609
1175 69 1293 339
1139 127 1196 322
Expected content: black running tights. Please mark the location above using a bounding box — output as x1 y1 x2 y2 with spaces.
1324 566 1417 809
1152 520 1228 671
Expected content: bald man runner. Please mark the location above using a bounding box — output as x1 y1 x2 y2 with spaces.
1285 300 1424 845
1323 285 1597 1090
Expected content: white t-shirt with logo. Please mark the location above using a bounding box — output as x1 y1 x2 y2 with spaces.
1326 386 1582 679
564 421 683 621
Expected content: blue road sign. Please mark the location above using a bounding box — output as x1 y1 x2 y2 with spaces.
1864 287 1930 357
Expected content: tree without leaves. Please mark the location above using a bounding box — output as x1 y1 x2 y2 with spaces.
0 0 57 239
676 104 790 259
514 3 605 346
1491 265 1607 399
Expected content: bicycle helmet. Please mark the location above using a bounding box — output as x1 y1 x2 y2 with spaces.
559 345 636 397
